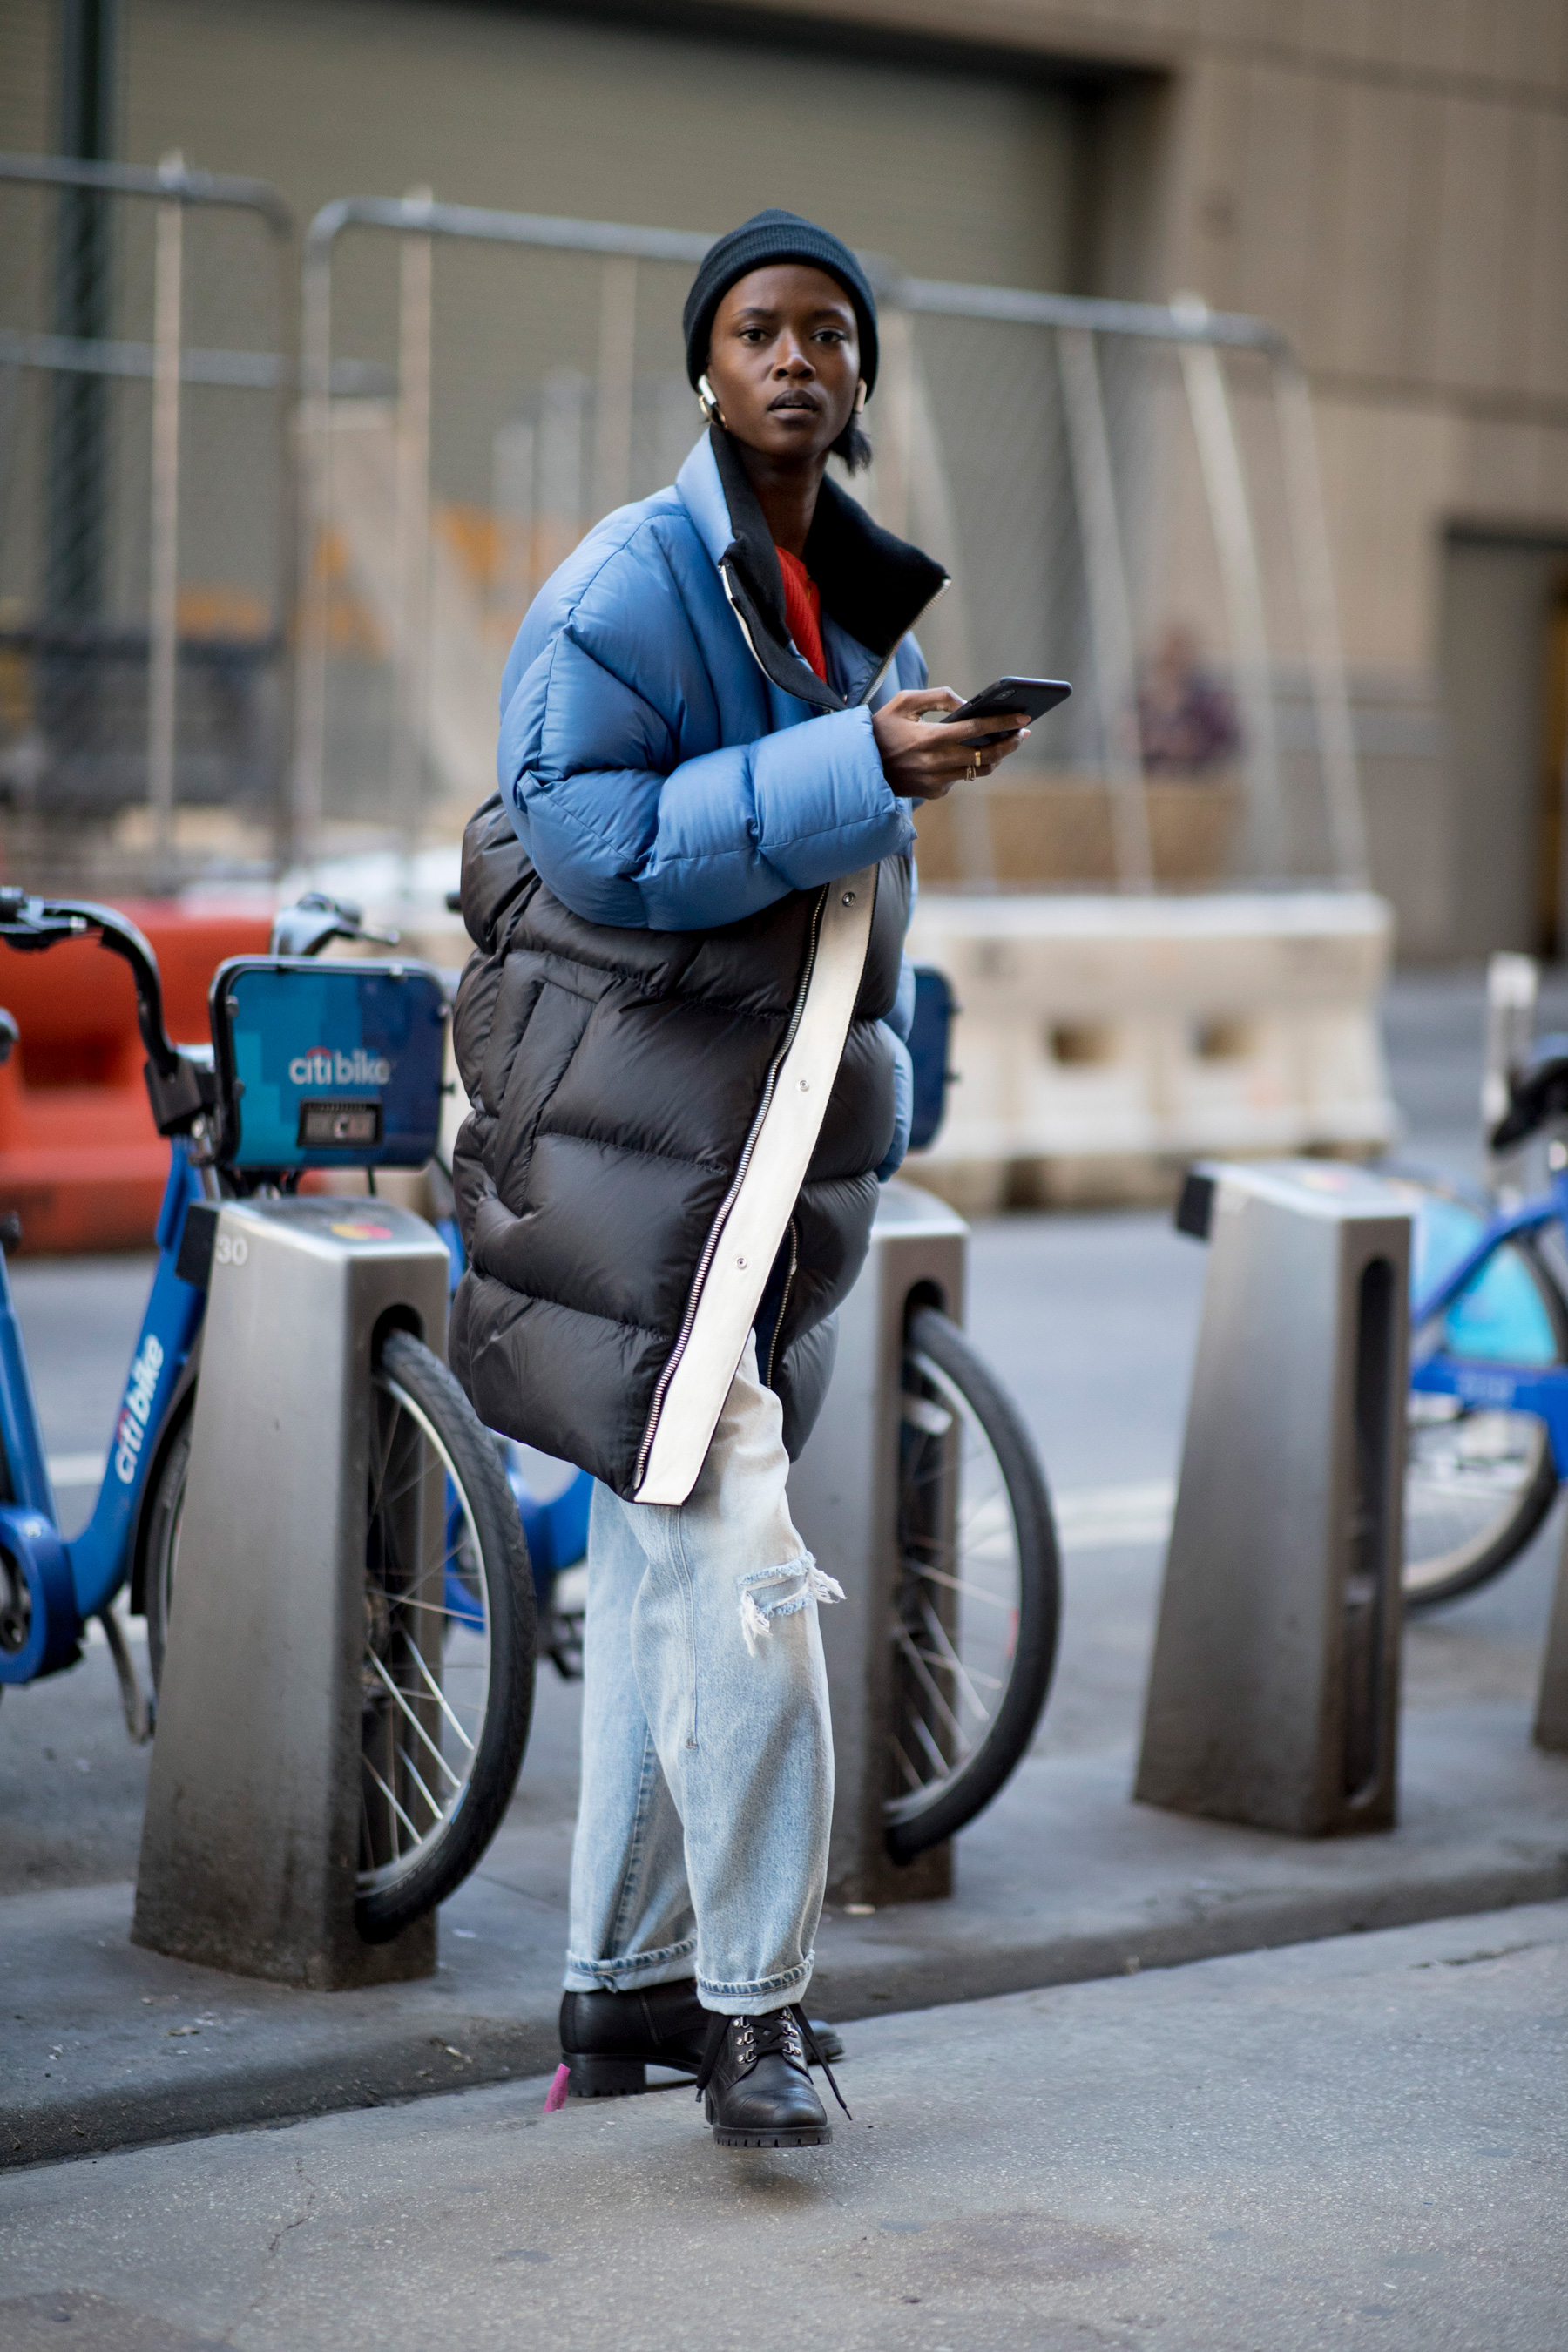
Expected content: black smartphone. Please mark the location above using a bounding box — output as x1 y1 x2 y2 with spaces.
938 675 1072 746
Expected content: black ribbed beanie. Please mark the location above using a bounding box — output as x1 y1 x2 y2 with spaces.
683 210 879 398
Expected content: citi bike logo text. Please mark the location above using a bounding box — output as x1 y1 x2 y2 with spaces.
287 1045 392 1087
113 1334 165 1486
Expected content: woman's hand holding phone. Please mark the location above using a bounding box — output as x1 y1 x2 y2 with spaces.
872 687 1030 802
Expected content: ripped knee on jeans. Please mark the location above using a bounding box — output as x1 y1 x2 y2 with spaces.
738 1554 845 1655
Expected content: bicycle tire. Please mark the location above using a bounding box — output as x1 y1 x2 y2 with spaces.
141 1396 193 1694
144 1329 535 1940
1390 1172 1567 1611
885 1307 1060 1862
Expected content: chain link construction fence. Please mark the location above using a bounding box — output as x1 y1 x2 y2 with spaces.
0 152 294 886
0 159 1366 898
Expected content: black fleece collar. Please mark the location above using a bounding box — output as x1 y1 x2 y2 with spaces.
708 424 948 712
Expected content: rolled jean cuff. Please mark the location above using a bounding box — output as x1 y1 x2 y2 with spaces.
563 1934 697 1994
696 1955 814 2017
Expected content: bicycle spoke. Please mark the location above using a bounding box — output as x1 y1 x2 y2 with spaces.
389 1590 490 1632
909 1707 951 1776
363 1754 422 1849
366 1401 407 1525
893 1622 968 1753
916 1595 997 1720
397 1630 479 1756
366 1650 464 1788
368 1454 443 1521
889 1731 924 1793
911 1646 1003 1707
395 1740 445 1829
904 1559 1016 1611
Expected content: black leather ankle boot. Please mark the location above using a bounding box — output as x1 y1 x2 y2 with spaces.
560 1979 843 2098
695 2005 848 2149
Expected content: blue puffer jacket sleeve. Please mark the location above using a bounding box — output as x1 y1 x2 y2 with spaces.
500 565 916 934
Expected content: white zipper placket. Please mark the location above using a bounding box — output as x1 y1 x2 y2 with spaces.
632 885 828 1494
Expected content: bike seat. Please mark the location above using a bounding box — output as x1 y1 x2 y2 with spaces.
1490 1034 1568 1152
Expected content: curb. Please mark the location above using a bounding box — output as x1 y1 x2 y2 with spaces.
9 1844 1567 2173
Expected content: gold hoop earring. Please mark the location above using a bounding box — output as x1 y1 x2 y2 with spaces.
697 373 725 428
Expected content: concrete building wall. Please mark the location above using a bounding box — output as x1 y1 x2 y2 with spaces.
117 0 1097 292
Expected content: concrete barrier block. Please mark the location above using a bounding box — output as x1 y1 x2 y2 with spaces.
906 890 1396 1206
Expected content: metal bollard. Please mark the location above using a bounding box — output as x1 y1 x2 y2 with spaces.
787 1179 967 1907
1535 1518 1568 1754
1135 1160 1411 1837
133 1197 450 1989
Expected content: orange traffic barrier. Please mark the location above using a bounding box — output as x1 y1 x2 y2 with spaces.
0 900 274 1254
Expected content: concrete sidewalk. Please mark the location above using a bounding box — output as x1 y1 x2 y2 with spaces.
4 1900 1565 2352
6 1697 1565 2173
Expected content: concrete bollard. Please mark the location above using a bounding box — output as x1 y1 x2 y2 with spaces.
133 1197 450 1989
788 1180 968 1907
1135 1160 1411 1837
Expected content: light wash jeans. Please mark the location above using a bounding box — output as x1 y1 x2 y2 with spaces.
564 1336 842 2017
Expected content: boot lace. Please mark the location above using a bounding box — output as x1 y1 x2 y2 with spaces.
694 2004 852 2119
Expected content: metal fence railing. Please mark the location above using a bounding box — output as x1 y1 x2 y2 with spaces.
0 152 294 882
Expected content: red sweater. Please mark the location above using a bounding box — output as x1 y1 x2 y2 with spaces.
776 546 826 681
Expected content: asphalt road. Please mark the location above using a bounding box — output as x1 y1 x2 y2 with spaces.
3 1900 1563 2352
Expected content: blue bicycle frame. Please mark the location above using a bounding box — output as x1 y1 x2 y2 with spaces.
1407 1166 1568 1476
0 1147 210 1685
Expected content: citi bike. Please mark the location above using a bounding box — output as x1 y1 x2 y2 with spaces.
0 889 534 1940
1396 1013 1568 1610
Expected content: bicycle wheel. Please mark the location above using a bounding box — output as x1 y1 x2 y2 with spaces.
144 1330 535 1939
885 1307 1060 1862
1390 1174 1567 1610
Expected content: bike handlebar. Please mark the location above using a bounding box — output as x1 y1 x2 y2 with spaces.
0 889 213 1136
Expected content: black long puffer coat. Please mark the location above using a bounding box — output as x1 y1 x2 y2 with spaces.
447 797 911 1501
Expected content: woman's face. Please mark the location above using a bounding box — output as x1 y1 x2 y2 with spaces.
704 264 861 468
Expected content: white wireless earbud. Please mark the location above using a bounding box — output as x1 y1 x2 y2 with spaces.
697 374 724 427
853 379 868 415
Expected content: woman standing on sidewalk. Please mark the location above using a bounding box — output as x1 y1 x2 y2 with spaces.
449 212 1027 2149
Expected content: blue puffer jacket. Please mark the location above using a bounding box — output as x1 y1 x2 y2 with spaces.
495 429 936 1173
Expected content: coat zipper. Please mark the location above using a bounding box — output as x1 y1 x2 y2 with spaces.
720 564 950 714
761 1219 799 1390
632 885 828 1493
